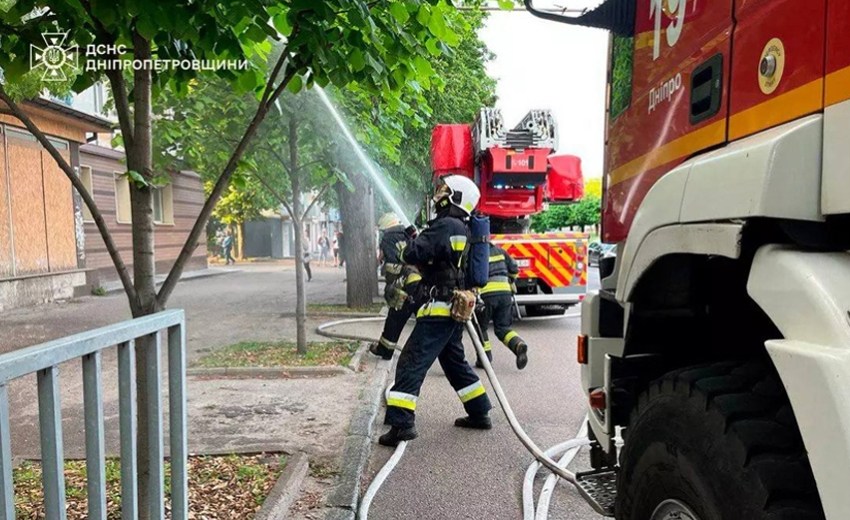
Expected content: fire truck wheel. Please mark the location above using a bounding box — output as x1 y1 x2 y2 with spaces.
524 304 565 317
615 361 825 520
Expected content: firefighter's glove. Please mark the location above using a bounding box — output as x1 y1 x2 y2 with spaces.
386 285 408 311
404 225 418 240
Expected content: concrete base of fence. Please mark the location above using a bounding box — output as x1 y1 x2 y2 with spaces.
255 451 309 520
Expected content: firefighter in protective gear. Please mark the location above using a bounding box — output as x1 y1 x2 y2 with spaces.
379 175 493 447
475 242 529 370
370 213 419 360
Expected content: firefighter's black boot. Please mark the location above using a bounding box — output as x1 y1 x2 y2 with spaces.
369 342 394 360
378 426 418 447
475 351 493 369
454 414 492 430
514 341 528 370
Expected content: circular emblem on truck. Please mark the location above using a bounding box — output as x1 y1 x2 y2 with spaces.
759 38 785 95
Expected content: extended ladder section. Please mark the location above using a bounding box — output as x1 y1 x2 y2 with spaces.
473 108 558 153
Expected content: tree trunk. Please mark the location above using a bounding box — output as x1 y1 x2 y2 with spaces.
124 32 158 520
336 173 377 308
288 119 308 355
236 221 245 259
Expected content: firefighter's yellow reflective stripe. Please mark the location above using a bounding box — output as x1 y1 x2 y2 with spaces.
503 331 519 344
379 336 398 349
416 301 452 318
404 273 422 285
387 391 417 411
384 263 403 275
483 340 492 352
489 254 505 263
450 235 468 252
457 381 486 403
508 273 518 279
480 281 512 295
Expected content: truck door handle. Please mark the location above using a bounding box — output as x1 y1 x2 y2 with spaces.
690 54 723 124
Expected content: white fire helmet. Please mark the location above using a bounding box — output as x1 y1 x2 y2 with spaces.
433 175 480 216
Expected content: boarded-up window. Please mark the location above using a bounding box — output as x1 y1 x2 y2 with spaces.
114 172 131 223
79 166 93 222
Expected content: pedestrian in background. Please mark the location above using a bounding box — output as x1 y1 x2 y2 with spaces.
302 233 313 282
318 231 331 266
332 232 340 267
336 229 345 267
222 229 235 265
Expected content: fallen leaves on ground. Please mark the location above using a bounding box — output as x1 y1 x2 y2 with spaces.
193 341 358 369
14 453 285 519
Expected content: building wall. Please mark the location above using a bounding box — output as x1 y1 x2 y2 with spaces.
80 145 208 285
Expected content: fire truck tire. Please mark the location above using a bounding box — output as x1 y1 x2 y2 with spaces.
524 304 566 317
615 361 825 520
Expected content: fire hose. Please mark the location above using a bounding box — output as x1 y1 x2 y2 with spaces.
317 310 597 519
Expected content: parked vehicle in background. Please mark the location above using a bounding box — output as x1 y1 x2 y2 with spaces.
588 242 616 266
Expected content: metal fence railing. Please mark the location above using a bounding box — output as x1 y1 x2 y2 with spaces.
0 309 187 520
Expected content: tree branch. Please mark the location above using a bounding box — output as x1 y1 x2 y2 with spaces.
253 170 295 219
0 87 141 313
301 184 330 220
79 0 135 148
157 54 300 305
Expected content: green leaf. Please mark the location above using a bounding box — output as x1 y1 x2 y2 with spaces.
427 9 447 39
287 74 303 94
497 0 515 9
416 5 430 26
135 15 156 40
272 11 292 36
425 38 441 56
350 49 366 72
126 170 149 188
389 3 410 24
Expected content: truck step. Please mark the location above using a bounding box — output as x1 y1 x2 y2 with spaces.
575 468 617 517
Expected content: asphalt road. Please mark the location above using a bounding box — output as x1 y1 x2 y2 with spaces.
363 270 604 520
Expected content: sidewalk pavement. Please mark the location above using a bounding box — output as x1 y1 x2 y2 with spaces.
101 266 235 294
1 263 378 464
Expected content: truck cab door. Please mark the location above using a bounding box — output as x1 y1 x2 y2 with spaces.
603 0 734 242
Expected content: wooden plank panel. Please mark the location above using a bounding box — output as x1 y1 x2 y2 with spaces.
42 149 77 271
8 137 48 274
0 141 12 277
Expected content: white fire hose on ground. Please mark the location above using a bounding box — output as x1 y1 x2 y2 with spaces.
318 311 598 520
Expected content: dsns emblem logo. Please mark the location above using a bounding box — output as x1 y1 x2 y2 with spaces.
30 32 79 81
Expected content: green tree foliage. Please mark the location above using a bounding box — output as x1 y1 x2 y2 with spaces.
531 196 601 232
610 34 634 119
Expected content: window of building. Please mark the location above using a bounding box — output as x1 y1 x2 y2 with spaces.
153 184 174 225
114 172 131 223
79 166 94 222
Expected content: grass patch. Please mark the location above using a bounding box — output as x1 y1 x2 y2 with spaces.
14 453 285 519
193 340 359 369
307 303 383 314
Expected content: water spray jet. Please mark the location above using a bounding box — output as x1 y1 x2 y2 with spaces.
314 86 412 227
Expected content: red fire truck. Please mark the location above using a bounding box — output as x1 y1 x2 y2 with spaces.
526 0 850 518
431 109 587 315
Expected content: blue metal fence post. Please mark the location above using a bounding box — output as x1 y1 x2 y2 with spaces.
0 385 14 520
168 323 188 520
83 351 107 520
37 366 66 519
118 340 139 520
